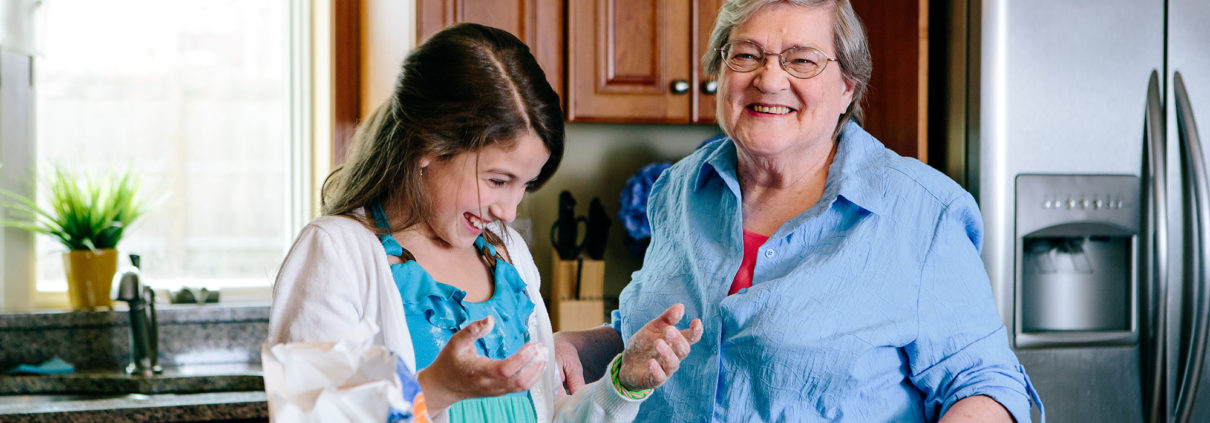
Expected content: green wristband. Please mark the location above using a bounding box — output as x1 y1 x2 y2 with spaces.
609 353 654 400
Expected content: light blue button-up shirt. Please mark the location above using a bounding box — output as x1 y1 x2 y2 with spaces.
612 122 1041 422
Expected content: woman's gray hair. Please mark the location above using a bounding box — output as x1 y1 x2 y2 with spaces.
703 0 872 130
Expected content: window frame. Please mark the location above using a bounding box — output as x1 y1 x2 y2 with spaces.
1 0 327 309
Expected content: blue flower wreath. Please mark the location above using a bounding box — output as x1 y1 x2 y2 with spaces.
617 162 672 257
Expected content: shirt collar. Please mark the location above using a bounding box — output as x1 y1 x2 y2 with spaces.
824 121 887 215
692 121 887 216
693 137 737 192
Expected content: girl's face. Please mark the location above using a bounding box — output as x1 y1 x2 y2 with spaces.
418 131 550 249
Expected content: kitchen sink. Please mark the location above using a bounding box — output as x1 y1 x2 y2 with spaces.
0 363 262 396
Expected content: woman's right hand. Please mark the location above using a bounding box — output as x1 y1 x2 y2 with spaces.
618 304 704 391
416 316 547 414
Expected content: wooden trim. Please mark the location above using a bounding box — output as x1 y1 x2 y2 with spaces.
917 0 930 163
535 0 565 110
692 0 723 124
331 0 361 167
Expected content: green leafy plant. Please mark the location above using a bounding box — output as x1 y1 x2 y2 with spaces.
1 167 147 252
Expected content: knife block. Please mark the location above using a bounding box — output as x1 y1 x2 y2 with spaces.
551 253 606 331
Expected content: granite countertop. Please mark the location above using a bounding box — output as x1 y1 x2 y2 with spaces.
0 304 270 421
0 391 267 422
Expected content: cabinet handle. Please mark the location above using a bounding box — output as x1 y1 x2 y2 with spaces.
701 80 718 95
670 79 690 94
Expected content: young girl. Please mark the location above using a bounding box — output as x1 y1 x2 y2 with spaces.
267 23 702 422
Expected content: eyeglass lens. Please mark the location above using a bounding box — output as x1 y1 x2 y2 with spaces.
722 41 829 79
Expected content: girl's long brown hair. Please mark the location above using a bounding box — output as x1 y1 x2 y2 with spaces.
321 23 564 250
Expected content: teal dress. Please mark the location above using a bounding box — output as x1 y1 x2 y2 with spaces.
370 204 538 422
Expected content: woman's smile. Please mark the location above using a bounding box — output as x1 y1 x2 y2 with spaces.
746 103 796 116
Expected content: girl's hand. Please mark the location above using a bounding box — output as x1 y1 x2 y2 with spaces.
618 304 704 391
416 316 547 413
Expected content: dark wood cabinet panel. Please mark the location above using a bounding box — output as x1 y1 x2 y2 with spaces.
568 0 692 122
851 0 929 161
332 0 360 166
417 0 565 103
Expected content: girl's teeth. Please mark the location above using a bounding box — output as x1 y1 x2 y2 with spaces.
468 214 485 229
752 105 791 114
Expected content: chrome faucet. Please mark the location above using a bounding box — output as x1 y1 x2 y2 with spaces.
114 254 162 375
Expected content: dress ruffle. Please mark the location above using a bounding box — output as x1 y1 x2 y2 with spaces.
392 237 535 365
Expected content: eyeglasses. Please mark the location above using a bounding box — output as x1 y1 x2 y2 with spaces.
717 40 838 79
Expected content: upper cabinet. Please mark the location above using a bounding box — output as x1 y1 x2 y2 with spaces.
567 0 723 124
417 0 565 102
410 0 929 159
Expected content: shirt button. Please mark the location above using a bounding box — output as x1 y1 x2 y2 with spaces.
764 249 775 258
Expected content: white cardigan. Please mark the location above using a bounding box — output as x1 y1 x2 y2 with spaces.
267 214 640 422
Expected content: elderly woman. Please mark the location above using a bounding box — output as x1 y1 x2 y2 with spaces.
554 0 1042 421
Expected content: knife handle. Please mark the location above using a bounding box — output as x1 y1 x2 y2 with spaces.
550 216 589 259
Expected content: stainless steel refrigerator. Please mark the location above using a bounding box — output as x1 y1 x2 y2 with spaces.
951 0 1210 421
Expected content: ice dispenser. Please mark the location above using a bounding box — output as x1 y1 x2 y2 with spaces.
1014 174 1139 348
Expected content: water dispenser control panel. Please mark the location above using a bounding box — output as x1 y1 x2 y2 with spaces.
1014 174 1139 348
1017 174 1139 235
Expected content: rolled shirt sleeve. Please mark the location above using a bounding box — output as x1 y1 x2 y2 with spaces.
906 195 1039 422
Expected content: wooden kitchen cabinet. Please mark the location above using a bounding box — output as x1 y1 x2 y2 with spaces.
851 0 929 161
407 0 928 159
567 0 723 124
568 0 928 160
417 0 565 102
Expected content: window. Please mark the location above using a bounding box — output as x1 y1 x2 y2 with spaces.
22 0 313 303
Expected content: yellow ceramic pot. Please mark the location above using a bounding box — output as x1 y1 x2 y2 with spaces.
62 249 119 310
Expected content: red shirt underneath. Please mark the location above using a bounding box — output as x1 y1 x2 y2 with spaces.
729 229 770 295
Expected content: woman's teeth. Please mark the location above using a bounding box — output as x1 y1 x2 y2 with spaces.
751 105 792 114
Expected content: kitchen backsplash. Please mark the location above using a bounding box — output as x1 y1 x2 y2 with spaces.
0 304 268 371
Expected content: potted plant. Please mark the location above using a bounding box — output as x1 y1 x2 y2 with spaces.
1 167 147 310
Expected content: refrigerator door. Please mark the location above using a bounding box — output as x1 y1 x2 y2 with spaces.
980 0 1165 325
1174 72 1210 423
978 1 1164 422
1168 1 1210 421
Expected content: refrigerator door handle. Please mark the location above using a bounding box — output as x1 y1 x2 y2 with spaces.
1144 70 1168 423
1175 70 1210 423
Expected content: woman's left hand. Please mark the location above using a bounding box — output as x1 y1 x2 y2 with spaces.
618 303 704 391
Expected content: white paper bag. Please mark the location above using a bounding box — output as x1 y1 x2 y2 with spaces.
262 320 410 422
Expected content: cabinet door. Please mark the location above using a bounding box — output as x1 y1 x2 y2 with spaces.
568 0 692 122
851 0 928 160
417 0 564 103
693 0 724 124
